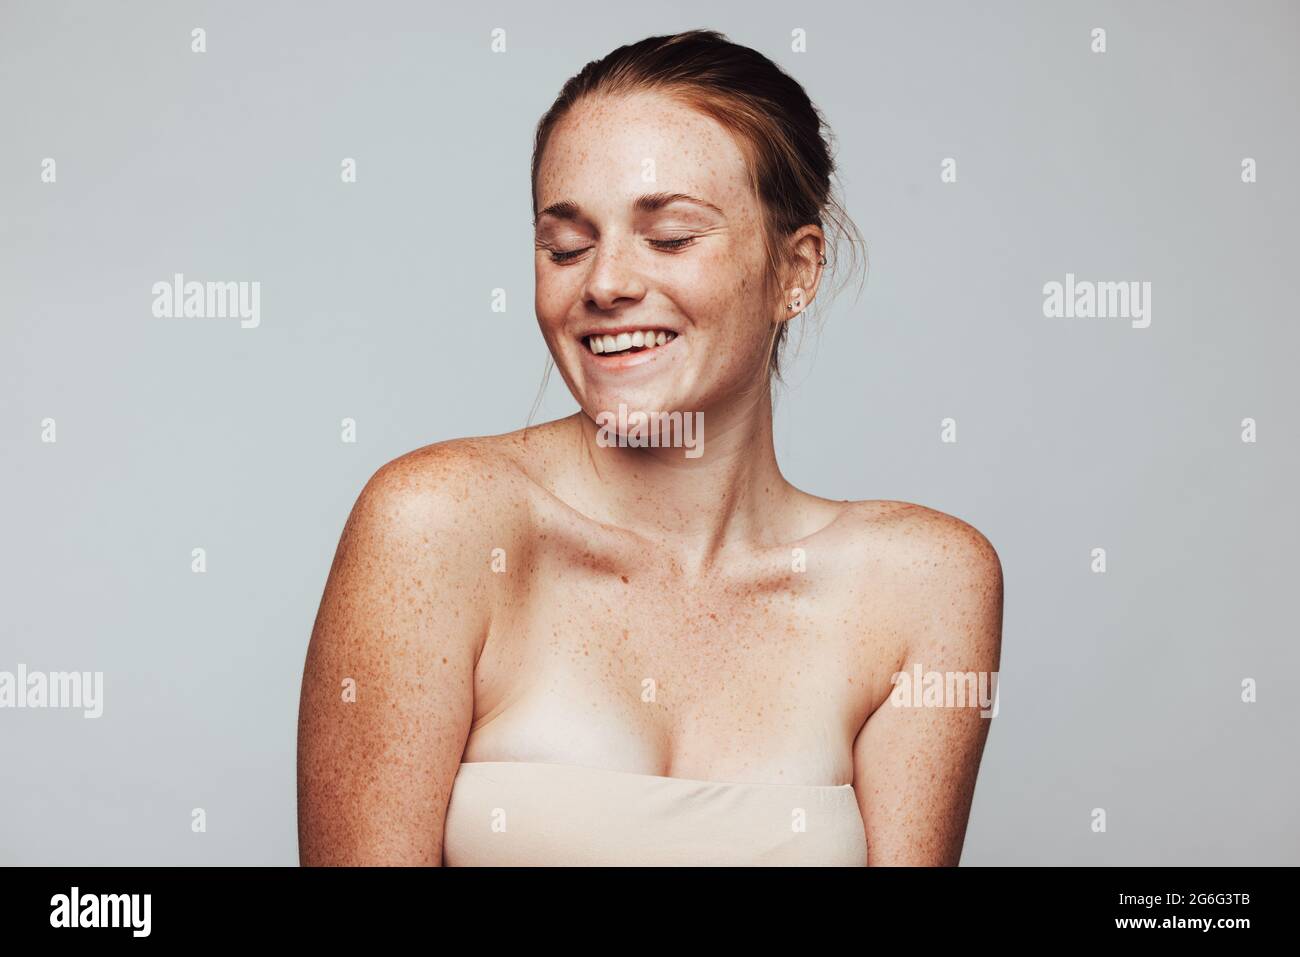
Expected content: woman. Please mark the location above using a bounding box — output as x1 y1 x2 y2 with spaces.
297 29 1003 866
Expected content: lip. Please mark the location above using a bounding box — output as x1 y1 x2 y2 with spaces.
579 329 682 371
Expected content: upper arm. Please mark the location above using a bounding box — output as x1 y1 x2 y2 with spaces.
296 448 496 865
852 514 1004 866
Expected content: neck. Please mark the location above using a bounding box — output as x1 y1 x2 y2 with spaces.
565 389 794 567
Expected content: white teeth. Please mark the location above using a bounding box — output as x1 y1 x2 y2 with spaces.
585 329 678 355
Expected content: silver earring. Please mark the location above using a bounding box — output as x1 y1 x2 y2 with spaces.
818 253 827 266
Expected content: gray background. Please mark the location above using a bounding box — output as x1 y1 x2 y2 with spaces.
2 0 1296 865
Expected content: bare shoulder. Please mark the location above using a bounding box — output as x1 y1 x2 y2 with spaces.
829 499 1003 655
332 418 584 599
833 499 1001 583
302 433 542 864
349 430 545 543
840 500 1003 865
359 434 522 509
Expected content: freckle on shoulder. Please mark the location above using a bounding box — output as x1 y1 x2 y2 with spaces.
842 499 999 574
348 434 534 551
904 512 1002 591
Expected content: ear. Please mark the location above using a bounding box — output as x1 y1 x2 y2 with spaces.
772 225 827 325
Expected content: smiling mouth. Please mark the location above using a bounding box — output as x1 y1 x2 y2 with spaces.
585 329 678 356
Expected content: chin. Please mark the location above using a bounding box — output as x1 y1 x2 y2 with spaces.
580 390 688 422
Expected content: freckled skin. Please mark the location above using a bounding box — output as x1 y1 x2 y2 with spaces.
296 92 1004 866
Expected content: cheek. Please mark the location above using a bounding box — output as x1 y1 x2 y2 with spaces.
684 249 770 344
534 265 573 330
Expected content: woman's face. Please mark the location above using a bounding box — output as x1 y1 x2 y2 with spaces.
533 91 782 425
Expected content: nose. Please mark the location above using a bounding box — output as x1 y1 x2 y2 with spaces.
581 233 647 312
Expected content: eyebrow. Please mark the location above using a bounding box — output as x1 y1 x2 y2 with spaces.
534 192 724 226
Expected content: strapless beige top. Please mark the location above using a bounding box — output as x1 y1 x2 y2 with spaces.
441 761 868 866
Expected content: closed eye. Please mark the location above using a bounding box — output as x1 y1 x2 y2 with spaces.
649 236 696 252
544 236 698 264
548 248 587 264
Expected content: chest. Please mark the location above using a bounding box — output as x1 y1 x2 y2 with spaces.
463 535 902 784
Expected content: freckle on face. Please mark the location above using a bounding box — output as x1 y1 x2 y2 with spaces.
533 91 777 416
